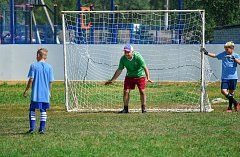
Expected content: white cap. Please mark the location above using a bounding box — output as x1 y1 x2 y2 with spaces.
123 44 133 52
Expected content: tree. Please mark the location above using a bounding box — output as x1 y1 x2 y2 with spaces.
185 0 240 42
150 0 163 10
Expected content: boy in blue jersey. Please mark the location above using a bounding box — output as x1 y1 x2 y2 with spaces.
202 41 240 112
23 48 54 134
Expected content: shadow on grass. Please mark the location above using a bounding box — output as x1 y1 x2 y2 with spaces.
0 131 32 136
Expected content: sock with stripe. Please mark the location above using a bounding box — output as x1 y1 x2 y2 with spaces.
39 109 47 132
29 110 36 131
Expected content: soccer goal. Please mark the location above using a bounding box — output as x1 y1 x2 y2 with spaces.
62 10 214 112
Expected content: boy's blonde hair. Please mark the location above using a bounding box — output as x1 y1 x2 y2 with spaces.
37 48 48 59
224 41 234 49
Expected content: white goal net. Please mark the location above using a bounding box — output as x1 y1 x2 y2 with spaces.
62 10 214 112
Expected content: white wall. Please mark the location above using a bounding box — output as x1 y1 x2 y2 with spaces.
0 44 240 81
0 45 64 81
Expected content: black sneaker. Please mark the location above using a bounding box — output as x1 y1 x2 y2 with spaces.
142 109 147 113
26 130 34 134
39 130 45 134
118 109 129 113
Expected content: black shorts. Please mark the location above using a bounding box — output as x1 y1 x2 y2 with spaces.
221 79 237 90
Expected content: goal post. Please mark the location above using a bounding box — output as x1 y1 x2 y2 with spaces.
61 10 213 112
200 10 206 112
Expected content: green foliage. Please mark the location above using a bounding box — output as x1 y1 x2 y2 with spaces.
185 0 240 41
150 0 163 10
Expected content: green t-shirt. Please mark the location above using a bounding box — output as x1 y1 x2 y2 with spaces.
118 51 146 78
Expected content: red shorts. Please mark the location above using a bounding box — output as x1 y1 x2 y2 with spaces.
124 77 146 90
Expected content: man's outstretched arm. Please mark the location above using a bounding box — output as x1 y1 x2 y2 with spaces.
143 67 153 83
105 69 122 85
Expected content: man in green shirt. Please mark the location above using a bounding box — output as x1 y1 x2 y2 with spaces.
105 44 153 113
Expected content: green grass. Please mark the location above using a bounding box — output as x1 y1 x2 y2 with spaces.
0 82 240 156
67 81 210 110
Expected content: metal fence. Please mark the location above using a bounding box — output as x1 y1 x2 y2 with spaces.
0 3 59 44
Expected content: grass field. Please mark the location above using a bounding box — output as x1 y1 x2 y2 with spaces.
67 81 205 111
0 82 240 156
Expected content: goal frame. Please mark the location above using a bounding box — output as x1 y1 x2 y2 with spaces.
61 10 211 112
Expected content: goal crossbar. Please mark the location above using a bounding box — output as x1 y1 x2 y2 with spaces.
61 10 205 14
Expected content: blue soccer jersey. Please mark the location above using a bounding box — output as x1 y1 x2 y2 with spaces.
216 51 240 79
28 61 54 103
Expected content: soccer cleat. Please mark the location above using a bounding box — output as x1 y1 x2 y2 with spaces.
141 105 146 113
39 130 45 134
118 109 129 114
27 130 34 134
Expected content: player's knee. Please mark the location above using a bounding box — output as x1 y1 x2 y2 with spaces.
40 109 46 112
40 111 47 122
29 111 36 121
221 89 227 95
124 89 130 94
139 89 145 95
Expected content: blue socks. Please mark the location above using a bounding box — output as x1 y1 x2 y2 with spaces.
29 109 47 132
39 109 47 132
29 110 36 131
